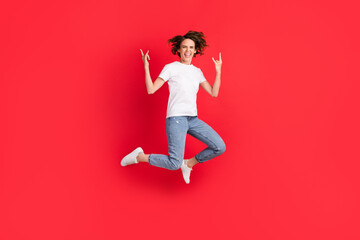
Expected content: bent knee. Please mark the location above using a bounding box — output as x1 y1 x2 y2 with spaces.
168 156 182 170
169 162 182 170
216 141 226 155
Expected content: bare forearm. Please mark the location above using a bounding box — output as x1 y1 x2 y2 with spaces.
212 71 221 97
144 66 154 94
211 52 222 97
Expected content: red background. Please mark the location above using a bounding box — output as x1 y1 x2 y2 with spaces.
1 0 360 239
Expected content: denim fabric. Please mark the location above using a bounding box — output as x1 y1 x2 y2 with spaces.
148 116 226 170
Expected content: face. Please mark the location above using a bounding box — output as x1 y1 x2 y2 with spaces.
177 38 197 64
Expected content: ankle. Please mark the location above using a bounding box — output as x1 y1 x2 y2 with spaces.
137 153 149 163
136 153 144 162
187 157 199 168
186 161 194 168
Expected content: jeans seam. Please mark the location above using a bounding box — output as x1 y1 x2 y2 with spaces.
192 131 218 162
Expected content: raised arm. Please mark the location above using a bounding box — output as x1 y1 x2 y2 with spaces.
140 49 165 94
200 52 222 97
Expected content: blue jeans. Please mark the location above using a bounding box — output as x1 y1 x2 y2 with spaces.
148 116 226 170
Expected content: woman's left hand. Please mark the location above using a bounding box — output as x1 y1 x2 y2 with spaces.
212 53 222 73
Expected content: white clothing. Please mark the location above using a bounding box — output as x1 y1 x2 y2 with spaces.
158 61 207 118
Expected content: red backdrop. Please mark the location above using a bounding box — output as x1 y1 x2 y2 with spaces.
1 0 360 239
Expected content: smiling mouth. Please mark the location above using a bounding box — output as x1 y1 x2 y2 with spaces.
184 53 192 57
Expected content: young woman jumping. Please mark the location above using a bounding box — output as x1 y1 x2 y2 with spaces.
121 31 226 184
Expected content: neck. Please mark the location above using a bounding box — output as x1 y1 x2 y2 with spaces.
180 59 192 65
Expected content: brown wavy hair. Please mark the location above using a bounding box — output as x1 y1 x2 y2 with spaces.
168 31 208 57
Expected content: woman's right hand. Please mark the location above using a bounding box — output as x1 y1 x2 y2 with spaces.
140 49 150 68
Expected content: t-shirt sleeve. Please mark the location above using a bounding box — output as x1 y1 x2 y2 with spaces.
199 69 207 83
158 64 171 82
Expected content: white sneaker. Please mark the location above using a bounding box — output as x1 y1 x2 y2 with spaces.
181 160 192 184
121 147 144 167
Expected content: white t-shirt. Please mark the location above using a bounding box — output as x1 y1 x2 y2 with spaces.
158 61 207 118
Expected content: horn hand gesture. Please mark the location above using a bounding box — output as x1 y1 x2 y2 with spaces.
212 53 222 73
140 49 150 68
